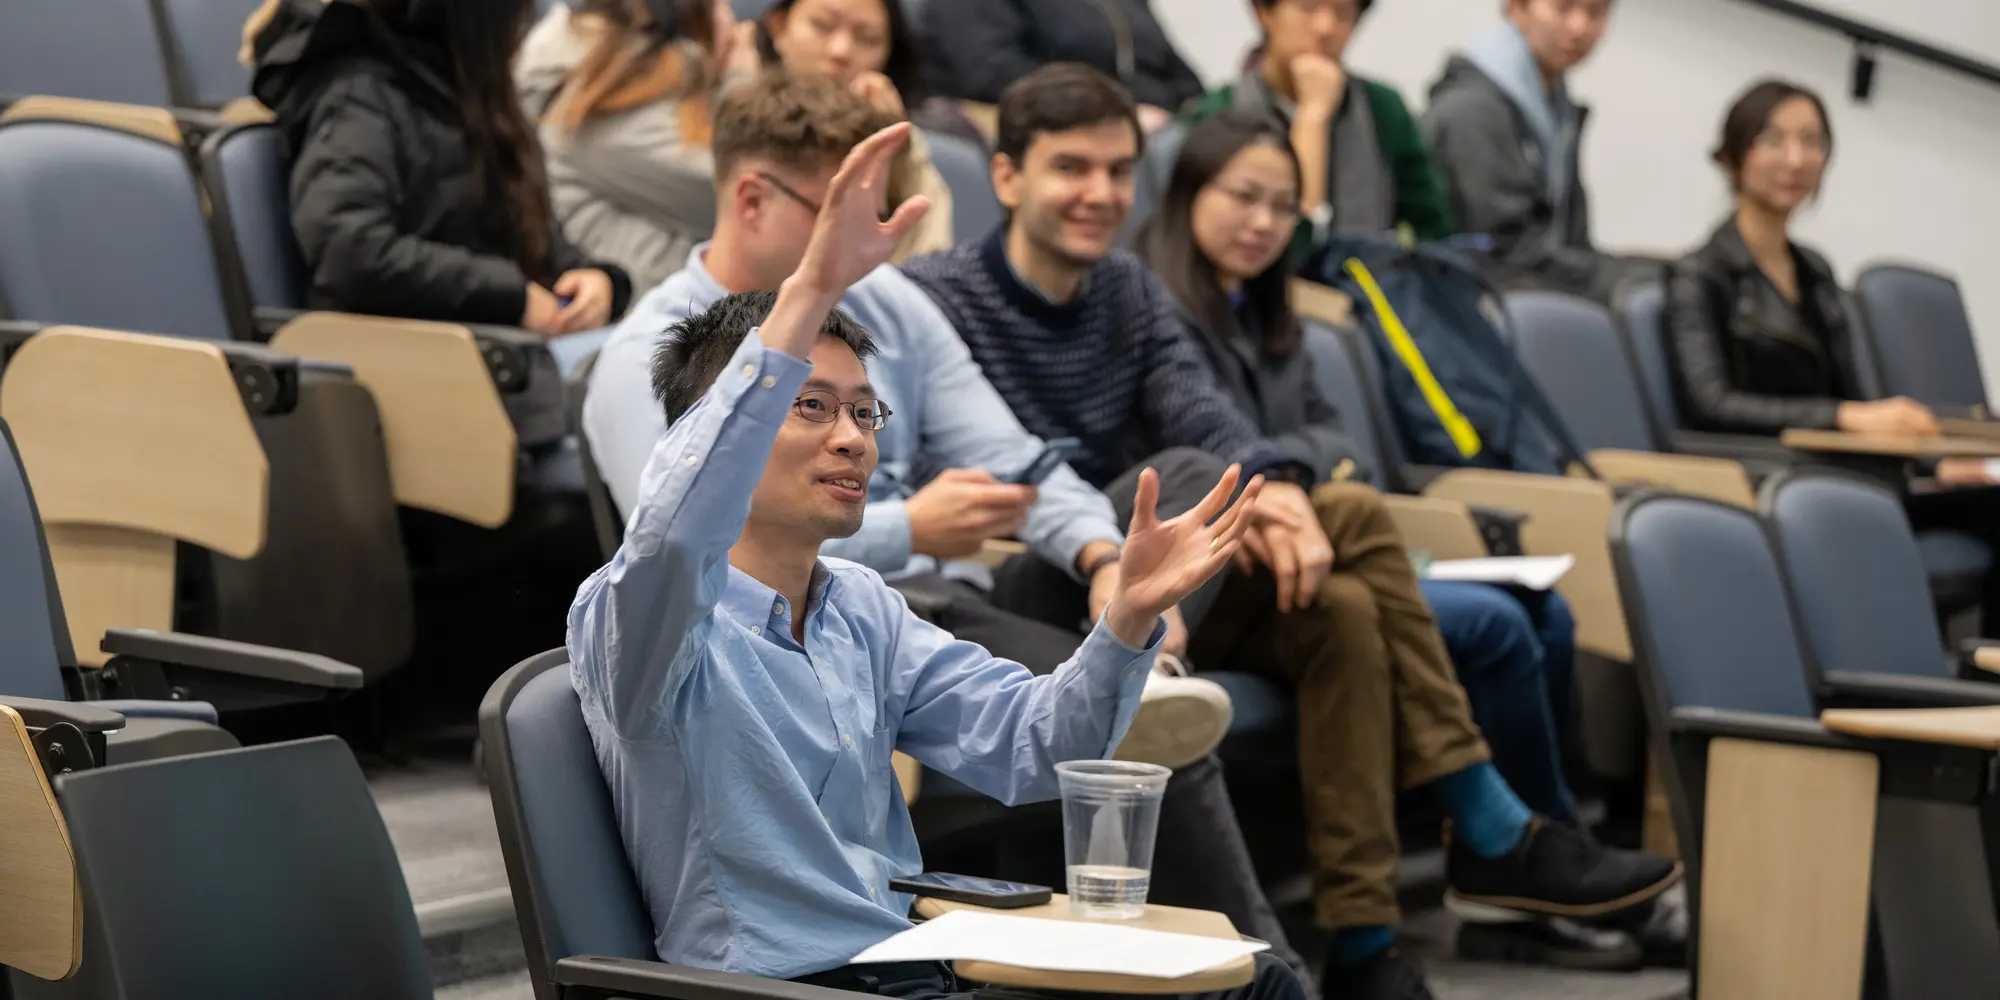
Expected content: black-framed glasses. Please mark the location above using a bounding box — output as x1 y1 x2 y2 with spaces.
758 171 823 214
793 390 892 431
758 170 892 222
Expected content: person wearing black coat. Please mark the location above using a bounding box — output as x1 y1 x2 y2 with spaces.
247 0 633 334
919 0 1202 127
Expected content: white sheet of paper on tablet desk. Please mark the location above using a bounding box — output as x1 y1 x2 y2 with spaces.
850 909 1268 979
1423 554 1575 591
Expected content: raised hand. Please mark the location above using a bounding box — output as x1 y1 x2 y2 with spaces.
764 123 933 359
1103 465 1264 648
794 122 932 294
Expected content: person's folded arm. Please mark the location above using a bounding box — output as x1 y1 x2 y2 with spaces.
290 76 529 324
1667 258 1841 434
888 599 1163 806
568 330 810 740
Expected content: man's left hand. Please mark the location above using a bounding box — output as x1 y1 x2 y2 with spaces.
1103 465 1262 648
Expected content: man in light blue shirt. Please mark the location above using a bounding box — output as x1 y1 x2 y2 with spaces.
566 123 1292 995
580 72 1310 978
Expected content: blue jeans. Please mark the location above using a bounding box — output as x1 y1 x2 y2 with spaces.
1424 582 1578 820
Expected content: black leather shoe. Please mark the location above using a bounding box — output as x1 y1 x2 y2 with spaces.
1447 817 1682 920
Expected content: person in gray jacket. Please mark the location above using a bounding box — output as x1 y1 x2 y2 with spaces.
1424 0 1639 303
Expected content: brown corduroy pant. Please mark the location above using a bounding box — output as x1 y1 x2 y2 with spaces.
1190 482 1491 929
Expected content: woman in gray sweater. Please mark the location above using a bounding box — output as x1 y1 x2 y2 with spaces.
516 0 744 293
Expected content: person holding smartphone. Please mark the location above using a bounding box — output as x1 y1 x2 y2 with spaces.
583 71 1314 981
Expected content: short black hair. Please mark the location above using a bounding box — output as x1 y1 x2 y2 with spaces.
652 291 879 422
994 63 1142 166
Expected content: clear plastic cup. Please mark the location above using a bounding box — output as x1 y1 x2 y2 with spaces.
1056 759 1171 918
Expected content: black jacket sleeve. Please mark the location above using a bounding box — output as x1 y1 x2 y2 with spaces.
1666 256 1842 434
1276 352 1370 482
923 0 1043 104
1135 273 1314 483
288 75 530 325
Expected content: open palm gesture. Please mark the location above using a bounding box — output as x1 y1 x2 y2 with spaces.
795 122 931 294
1105 465 1264 644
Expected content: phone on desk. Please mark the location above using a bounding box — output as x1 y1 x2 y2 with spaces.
888 873 1052 909
1005 438 1081 486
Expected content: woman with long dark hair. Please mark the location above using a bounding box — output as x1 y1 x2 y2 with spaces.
516 0 757 291
248 0 632 334
1140 111 1657 981
755 0 956 257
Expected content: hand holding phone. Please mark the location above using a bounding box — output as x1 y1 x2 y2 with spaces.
1006 438 1081 486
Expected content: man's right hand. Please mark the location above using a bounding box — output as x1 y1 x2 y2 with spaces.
905 468 1037 559
766 123 930 358
1290 54 1347 120
1837 396 1940 437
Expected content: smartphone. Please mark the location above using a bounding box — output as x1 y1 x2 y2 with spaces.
888 872 1052 909
1006 438 1081 486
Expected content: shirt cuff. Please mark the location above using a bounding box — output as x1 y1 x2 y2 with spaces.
733 328 814 425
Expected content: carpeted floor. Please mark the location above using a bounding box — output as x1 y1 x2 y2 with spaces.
371 756 1688 1000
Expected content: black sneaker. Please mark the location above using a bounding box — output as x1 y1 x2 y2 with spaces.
1320 948 1435 1000
1454 916 1644 972
1447 817 1682 920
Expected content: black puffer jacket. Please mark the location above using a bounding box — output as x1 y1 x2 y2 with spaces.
921 0 1203 111
1666 218 1858 435
251 0 631 326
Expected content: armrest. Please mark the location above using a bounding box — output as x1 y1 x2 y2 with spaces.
462 322 547 394
1584 449 1757 508
1393 464 1453 494
100 629 363 690
1379 494 1487 560
1959 639 2000 678
1667 706 1862 751
0 696 124 734
253 307 306 339
1668 431 1802 467
554 956 860 1000
1821 669 2000 709
972 538 1027 568
208 340 301 416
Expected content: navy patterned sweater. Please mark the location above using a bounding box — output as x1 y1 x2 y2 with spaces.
901 230 1312 490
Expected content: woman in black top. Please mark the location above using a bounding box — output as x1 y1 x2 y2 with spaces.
1668 80 1953 445
248 0 632 335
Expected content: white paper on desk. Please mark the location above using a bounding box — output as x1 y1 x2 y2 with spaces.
851 909 1268 979
1424 554 1575 591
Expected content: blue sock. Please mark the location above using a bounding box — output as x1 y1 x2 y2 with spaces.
1432 762 1534 858
1331 925 1394 968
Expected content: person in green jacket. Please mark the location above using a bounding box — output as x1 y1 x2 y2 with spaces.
1181 0 1454 261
